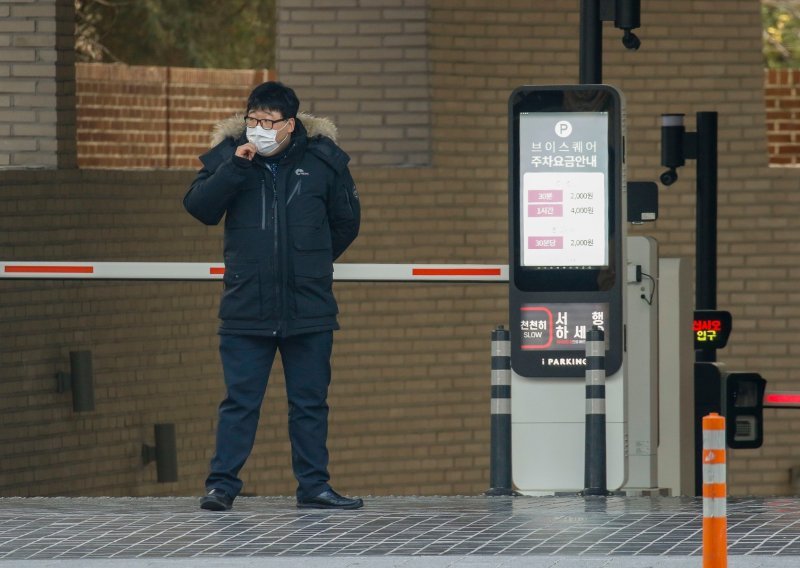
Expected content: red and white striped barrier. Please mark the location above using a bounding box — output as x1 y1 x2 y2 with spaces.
0 262 509 283
702 412 727 568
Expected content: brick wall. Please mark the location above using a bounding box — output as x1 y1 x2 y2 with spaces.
73 66 799 171
766 68 800 166
276 0 431 167
75 64 274 169
0 167 496 497
2 1 800 498
0 0 75 168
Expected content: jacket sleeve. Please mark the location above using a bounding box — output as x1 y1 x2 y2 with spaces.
327 166 360 261
183 141 251 226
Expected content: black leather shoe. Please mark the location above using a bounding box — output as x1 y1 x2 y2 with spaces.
200 488 233 511
297 489 363 510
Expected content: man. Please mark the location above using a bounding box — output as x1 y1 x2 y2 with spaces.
184 81 361 511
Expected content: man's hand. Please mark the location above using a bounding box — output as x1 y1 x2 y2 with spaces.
235 142 257 160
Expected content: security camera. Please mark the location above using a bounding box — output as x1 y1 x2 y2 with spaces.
661 114 686 184
660 168 678 186
615 0 642 50
621 30 641 51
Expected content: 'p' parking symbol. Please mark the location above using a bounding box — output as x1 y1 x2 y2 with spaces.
555 120 572 138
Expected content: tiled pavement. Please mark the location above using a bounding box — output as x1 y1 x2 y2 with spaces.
1 496 799 567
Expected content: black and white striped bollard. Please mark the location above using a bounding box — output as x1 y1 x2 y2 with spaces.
486 325 514 496
583 325 609 496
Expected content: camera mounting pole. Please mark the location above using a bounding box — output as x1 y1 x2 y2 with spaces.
580 1 658 225
579 0 602 84
660 112 719 363
695 113 719 363
579 0 641 84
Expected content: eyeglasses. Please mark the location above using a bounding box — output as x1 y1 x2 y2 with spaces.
244 116 289 130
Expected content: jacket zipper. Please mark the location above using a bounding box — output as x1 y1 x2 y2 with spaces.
271 166 280 333
265 153 291 336
261 180 266 230
272 176 278 264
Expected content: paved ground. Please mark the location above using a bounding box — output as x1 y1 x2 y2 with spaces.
1 496 798 567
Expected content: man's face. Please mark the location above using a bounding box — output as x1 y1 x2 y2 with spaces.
246 108 295 156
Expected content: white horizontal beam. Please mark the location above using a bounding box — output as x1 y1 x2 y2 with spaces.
0 262 509 283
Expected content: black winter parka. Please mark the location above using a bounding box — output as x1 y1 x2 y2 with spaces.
184 115 360 337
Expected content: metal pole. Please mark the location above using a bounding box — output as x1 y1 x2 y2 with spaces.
486 326 514 495
692 112 720 496
695 112 718 364
583 326 608 496
580 0 602 84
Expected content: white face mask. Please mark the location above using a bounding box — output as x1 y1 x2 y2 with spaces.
246 121 290 156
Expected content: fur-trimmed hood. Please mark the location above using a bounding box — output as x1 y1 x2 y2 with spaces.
210 112 338 147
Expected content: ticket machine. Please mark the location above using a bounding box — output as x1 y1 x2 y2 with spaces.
508 85 628 493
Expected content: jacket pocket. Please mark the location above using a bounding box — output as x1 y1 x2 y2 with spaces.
218 263 263 321
225 185 262 229
291 227 336 318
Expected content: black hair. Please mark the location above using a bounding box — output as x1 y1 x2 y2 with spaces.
246 81 299 118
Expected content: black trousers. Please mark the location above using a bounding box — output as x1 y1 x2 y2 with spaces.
205 331 333 499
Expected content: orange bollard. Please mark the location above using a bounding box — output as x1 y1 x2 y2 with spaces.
702 412 727 568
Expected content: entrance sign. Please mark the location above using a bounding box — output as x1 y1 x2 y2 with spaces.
693 309 732 351
509 85 625 378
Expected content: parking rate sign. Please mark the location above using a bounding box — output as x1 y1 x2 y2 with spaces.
519 112 610 269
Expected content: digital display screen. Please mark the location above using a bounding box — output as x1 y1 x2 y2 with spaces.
519 302 609 351
519 112 609 269
509 85 624 378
